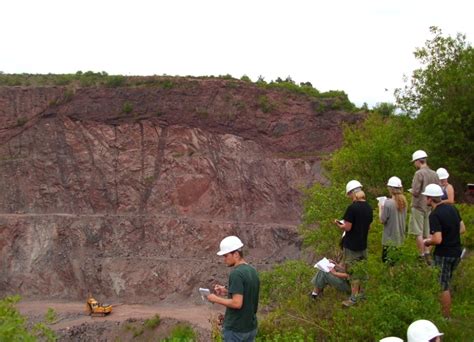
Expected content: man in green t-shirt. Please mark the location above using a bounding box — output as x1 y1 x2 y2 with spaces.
207 236 260 342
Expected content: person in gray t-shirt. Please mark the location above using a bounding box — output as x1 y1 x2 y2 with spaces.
408 150 439 261
379 176 407 263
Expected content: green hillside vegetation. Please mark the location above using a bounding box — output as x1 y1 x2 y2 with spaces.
256 27 474 341
0 72 358 113
0 296 56 341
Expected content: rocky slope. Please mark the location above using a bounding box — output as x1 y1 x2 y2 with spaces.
0 78 360 303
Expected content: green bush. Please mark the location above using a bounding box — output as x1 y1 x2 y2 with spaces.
324 112 421 199
163 323 196 341
0 296 56 341
16 117 28 127
396 26 474 183
300 183 348 256
259 179 474 341
144 314 161 329
457 203 474 249
122 101 133 114
105 75 126 88
44 308 57 324
258 95 275 113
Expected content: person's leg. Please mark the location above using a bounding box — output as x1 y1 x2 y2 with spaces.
409 208 426 257
415 235 425 256
440 290 451 318
311 270 346 298
223 328 257 342
342 249 366 307
422 211 432 263
434 255 460 318
244 328 257 342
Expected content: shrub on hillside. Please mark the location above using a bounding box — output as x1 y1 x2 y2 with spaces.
324 112 421 199
258 182 474 341
0 296 56 341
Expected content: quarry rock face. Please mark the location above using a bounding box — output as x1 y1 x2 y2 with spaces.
0 79 358 302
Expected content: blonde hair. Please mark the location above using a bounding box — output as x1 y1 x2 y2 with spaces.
353 190 366 201
389 187 407 211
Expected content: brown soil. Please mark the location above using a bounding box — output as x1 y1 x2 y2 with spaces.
17 299 223 341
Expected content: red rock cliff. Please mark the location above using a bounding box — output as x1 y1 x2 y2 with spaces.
0 78 359 302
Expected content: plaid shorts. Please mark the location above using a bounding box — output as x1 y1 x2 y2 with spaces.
434 255 460 291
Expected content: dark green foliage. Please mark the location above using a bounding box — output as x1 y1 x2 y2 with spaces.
0 296 56 341
258 95 275 113
360 102 369 112
446 256 474 340
163 324 196 341
319 90 356 111
259 181 474 340
144 314 161 329
160 79 175 89
265 79 321 98
396 26 474 182
240 75 252 82
219 74 234 80
324 113 421 198
372 102 397 116
122 101 133 114
44 308 57 324
300 183 347 256
16 117 28 127
105 75 126 88
458 203 474 249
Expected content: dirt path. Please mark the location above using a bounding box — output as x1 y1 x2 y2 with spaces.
17 300 224 331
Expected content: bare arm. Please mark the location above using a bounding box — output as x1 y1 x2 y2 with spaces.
424 232 442 246
207 293 243 309
334 219 352 232
460 221 466 234
329 267 350 279
378 202 384 222
441 184 455 204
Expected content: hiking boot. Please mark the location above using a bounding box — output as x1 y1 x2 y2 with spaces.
342 296 357 307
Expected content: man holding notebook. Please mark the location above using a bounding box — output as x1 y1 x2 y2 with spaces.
207 235 260 342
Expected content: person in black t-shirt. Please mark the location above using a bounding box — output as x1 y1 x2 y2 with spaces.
422 184 466 319
335 180 373 307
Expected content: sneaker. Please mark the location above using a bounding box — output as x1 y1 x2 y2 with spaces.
342 296 357 307
310 291 319 300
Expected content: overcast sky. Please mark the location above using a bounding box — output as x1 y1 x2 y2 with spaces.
1 0 473 107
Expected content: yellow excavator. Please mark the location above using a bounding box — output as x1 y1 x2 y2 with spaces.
85 294 112 316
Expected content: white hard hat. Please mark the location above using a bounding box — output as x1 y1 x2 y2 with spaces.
412 150 428 162
217 236 244 256
380 337 403 342
436 167 449 180
387 176 403 188
407 319 443 342
422 184 444 197
346 180 362 194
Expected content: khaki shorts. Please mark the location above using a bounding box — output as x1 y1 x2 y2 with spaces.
408 207 430 237
343 248 367 266
343 248 367 281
